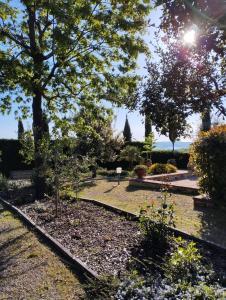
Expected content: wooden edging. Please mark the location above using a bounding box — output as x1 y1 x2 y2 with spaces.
1 195 226 283
79 196 226 254
0 197 99 281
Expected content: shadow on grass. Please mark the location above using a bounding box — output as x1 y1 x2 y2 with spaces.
104 185 119 193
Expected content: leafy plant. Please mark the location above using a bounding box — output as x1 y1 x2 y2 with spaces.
134 165 148 172
165 237 204 282
139 190 175 258
119 146 142 170
167 158 177 167
148 163 177 175
0 173 9 192
142 133 156 161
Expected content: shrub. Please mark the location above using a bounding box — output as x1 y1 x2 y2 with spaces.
134 165 148 179
0 139 33 176
119 145 142 170
97 169 130 177
148 163 177 175
0 173 9 192
115 236 224 300
167 158 177 166
139 190 175 258
165 237 206 283
190 125 226 204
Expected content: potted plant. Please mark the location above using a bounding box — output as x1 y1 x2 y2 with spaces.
134 165 147 179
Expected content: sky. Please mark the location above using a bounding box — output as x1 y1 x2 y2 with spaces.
0 4 214 142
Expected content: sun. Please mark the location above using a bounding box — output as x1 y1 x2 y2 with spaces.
183 29 196 45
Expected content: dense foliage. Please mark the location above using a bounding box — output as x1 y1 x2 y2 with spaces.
0 0 150 198
0 139 33 176
0 139 190 175
190 125 226 204
119 145 142 170
149 163 177 175
0 173 9 192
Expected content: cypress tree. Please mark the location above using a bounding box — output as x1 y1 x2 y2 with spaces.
123 116 132 142
145 112 152 138
18 118 24 139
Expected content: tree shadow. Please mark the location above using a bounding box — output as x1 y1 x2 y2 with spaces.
195 206 226 248
104 185 119 193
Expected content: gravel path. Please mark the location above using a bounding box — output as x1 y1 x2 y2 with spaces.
0 209 85 300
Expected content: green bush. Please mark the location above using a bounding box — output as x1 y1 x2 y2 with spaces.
139 190 175 258
167 158 177 166
190 125 226 204
0 139 33 176
0 173 9 192
133 165 148 172
149 163 177 175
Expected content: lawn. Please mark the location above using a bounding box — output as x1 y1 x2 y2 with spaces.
0 208 85 300
80 179 226 248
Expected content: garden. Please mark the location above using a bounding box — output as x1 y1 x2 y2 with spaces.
0 0 226 299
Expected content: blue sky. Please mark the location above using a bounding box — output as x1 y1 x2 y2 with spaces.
0 4 207 141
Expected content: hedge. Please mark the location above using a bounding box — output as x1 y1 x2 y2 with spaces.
100 151 189 170
151 151 189 169
0 139 33 176
0 139 189 176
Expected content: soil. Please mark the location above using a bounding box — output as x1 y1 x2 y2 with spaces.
16 198 226 281
19 199 142 276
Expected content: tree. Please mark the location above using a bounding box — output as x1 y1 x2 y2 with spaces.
18 118 24 140
142 133 155 160
167 114 191 153
144 112 152 138
123 115 132 142
155 0 226 119
155 0 226 56
0 0 150 198
134 34 225 144
119 145 141 170
74 107 124 162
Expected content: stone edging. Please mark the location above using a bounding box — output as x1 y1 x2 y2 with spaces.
0 197 99 281
79 197 226 254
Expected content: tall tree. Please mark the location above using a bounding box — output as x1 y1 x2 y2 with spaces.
123 115 132 142
144 112 152 138
0 0 150 198
74 107 124 162
153 0 225 129
18 118 24 140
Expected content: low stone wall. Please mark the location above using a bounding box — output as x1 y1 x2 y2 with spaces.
145 171 189 182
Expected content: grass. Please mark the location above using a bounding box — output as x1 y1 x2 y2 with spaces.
80 180 226 248
0 209 85 300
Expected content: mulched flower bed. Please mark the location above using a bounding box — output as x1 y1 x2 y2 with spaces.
15 198 226 279
19 199 142 276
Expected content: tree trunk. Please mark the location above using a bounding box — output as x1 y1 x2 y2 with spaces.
172 141 175 154
32 90 47 199
201 108 211 132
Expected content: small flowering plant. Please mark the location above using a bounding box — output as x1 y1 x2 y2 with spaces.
139 189 175 258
